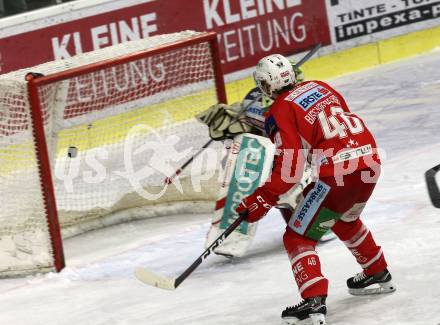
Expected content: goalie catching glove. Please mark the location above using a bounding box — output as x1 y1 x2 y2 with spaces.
196 102 255 141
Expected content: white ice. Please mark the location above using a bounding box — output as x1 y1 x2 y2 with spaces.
1 51 440 325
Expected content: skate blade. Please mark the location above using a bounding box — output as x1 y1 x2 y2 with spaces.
282 313 326 325
349 281 396 296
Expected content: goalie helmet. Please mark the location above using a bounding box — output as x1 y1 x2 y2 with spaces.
253 54 296 98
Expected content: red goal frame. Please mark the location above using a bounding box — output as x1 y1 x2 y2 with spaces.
25 31 227 272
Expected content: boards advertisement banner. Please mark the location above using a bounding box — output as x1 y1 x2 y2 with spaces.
0 0 439 76
0 0 330 75
326 0 440 44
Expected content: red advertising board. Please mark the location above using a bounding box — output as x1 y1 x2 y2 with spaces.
0 0 331 75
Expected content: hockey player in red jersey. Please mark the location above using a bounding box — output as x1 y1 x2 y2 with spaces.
236 54 396 325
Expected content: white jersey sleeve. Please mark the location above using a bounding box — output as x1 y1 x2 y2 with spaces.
242 87 268 132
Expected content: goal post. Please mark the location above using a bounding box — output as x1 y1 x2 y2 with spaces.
27 73 66 273
0 31 227 276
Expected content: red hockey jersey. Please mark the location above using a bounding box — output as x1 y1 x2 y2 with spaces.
260 80 380 199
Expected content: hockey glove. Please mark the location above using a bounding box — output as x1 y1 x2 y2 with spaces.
196 103 254 141
236 188 277 223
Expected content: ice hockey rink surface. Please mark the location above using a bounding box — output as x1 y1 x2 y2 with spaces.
0 50 440 325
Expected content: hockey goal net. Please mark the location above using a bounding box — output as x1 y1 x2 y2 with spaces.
0 31 226 276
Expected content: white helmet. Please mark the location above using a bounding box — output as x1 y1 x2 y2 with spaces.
253 54 296 98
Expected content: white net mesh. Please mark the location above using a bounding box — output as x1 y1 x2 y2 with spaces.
0 31 224 276
0 79 54 275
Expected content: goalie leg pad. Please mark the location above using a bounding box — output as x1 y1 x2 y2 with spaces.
205 134 275 257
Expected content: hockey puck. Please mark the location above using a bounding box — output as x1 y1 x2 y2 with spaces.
67 146 78 158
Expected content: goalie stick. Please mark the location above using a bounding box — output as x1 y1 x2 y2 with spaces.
135 213 247 290
164 43 322 185
164 97 258 184
293 42 322 69
425 164 440 208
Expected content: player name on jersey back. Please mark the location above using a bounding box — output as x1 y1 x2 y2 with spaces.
284 82 340 125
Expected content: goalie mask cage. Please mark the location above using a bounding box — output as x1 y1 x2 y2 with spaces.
0 31 226 276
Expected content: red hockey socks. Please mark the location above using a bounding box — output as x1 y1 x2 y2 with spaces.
283 228 328 298
332 219 387 275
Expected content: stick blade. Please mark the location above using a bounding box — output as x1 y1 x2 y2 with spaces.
425 164 440 208
135 267 176 290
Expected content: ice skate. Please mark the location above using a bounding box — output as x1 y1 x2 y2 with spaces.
347 268 396 296
281 296 327 325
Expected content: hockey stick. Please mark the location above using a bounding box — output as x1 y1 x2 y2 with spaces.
164 139 214 184
164 43 322 185
135 213 247 290
293 42 322 68
425 164 440 208
164 96 260 184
